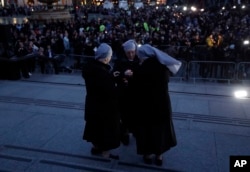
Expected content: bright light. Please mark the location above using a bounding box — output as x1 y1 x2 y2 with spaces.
234 90 248 99
23 18 29 23
13 18 17 24
243 40 249 45
183 6 187 11
222 6 225 10
138 44 142 47
242 5 246 9
233 5 236 9
200 8 204 12
191 6 197 11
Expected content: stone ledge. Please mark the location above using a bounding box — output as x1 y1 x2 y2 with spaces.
29 10 72 21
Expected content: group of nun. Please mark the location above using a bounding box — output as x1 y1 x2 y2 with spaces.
81 39 182 165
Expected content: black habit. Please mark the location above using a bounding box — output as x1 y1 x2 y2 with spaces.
82 58 121 151
134 57 177 155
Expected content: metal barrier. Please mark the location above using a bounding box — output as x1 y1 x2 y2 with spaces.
34 52 250 85
67 54 93 70
170 60 188 81
236 62 250 82
58 53 189 81
188 61 237 84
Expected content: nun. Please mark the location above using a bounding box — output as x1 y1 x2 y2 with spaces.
133 44 181 166
112 39 140 145
82 43 120 159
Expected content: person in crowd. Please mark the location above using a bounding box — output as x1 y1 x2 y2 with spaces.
112 39 140 145
133 44 182 166
15 41 31 78
72 31 84 69
206 30 224 78
63 31 71 56
83 37 96 57
55 33 65 54
44 45 61 74
27 40 39 73
37 46 47 74
82 43 120 159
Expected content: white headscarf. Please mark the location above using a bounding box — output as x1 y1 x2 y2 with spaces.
136 44 182 74
95 43 112 60
122 39 137 52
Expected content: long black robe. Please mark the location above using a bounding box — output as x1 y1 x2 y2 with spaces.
82 59 120 151
112 56 140 133
134 57 177 155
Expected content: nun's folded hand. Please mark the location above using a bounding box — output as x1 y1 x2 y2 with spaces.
124 69 133 77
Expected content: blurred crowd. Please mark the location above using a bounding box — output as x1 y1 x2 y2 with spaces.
0 3 250 78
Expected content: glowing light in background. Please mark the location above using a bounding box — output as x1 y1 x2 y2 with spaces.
234 90 248 99
13 18 17 25
243 40 249 45
191 6 197 12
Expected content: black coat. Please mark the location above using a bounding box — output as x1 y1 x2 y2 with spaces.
82 59 120 151
134 57 177 155
112 57 140 131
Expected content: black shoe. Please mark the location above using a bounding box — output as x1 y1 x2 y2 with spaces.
155 157 163 166
121 134 129 145
143 155 152 164
91 147 102 155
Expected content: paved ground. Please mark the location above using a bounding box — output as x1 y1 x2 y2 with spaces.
0 73 250 172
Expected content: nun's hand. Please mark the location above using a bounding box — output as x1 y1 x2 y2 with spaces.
124 69 133 77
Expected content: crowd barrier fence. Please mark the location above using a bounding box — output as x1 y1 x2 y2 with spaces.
62 54 245 83
236 62 250 82
187 61 237 84
32 53 250 85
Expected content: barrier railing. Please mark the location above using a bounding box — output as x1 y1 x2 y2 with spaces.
188 61 237 84
67 54 94 71
30 52 249 85
236 62 250 82
170 60 188 81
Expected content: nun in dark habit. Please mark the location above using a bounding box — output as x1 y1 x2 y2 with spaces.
133 44 182 166
82 43 120 159
112 39 140 145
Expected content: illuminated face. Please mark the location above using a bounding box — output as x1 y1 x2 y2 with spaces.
125 50 136 61
106 55 112 64
101 55 112 64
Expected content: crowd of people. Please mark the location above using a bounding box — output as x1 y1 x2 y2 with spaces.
0 3 249 79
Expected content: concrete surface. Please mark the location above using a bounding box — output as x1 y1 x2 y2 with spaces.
0 73 250 172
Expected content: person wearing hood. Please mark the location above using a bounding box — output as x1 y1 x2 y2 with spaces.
133 44 181 166
112 39 140 145
82 43 120 159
